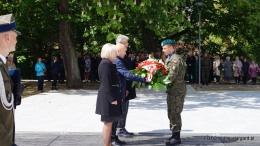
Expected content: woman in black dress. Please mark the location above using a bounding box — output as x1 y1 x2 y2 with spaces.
96 43 122 146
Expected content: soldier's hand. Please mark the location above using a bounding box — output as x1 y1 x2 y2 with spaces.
14 83 24 97
146 79 150 82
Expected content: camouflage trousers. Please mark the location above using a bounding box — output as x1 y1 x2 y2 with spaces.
167 91 186 132
201 67 210 82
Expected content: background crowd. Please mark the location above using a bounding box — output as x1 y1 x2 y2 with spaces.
185 52 259 85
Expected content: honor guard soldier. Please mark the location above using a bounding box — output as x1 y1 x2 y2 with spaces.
0 14 24 146
161 39 186 145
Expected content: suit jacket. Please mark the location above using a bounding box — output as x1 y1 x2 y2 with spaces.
44 56 51 70
113 57 146 100
58 57 64 71
78 57 85 73
95 59 122 117
122 57 136 101
186 56 196 71
91 57 98 70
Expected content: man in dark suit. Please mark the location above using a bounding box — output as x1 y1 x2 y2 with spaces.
44 53 52 81
208 53 214 83
58 55 65 84
78 53 85 81
91 54 98 82
186 51 196 83
111 37 147 146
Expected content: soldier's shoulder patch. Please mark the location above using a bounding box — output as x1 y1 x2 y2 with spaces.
173 60 177 63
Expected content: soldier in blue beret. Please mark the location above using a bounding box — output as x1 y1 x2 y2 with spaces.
161 39 186 145
0 14 23 146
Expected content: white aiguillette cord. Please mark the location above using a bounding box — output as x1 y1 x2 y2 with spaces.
0 71 13 110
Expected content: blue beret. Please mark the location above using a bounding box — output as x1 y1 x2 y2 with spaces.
204 52 207 54
161 39 175 47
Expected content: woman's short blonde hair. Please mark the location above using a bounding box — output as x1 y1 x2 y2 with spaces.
101 43 117 59
215 55 220 60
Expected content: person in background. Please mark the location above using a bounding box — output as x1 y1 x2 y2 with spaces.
96 53 102 82
11 53 17 66
242 58 249 84
155 50 162 59
201 52 212 85
58 55 65 84
140 54 145 61
44 53 52 82
208 53 214 83
240 56 244 62
51 56 60 90
186 51 196 84
8 57 16 70
160 55 167 64
84 54 91 82
132 56 141 69
91 54 98 82
248 59 259 85
35 57 46 93
95 43 121 146
193 51 198 58
78 53 85 81
213 55 221 84
144 51 149 59
223 56 232 85
233 56 243 85
194 56 199 83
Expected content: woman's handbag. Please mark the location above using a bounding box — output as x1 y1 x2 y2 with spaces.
218 62 223 70
38 63 47 76
237 69 240 74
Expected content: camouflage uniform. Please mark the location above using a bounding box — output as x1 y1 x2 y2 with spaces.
165 52 187 132
201 57 212 82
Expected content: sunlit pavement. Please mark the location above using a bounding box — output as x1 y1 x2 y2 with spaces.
15 85 260 145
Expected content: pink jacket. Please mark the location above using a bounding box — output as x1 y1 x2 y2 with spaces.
248 63 259 78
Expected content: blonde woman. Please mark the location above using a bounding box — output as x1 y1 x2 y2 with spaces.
213 55 221 84
95 43 122 146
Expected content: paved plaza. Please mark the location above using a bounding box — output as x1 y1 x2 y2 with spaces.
15 85 260 145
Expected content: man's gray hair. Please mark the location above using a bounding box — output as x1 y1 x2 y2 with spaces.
226 56 230 59
116 35 129 44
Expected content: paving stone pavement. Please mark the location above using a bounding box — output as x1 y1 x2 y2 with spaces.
15 133 260 146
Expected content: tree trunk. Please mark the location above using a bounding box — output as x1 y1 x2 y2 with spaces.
59 0 82 89
141 21 158 53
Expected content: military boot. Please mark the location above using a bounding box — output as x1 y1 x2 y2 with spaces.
206 81 208 86
164 132 176 143
165 131 181 145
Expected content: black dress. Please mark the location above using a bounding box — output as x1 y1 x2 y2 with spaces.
95 59 122 123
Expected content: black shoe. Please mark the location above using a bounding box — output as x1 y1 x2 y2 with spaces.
122 128 134 135
164 135 174 143
111 141 122 146
165 138 181 145
112 138 126 145
54 87 58 90
51 87 54 90
117 129 133 137
206 82 208 85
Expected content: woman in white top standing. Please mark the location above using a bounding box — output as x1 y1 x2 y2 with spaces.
213 55 221 84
